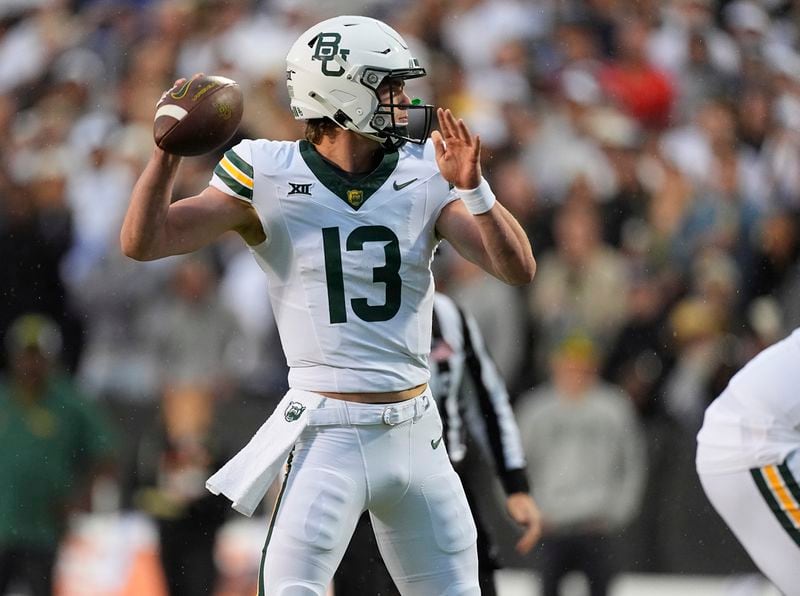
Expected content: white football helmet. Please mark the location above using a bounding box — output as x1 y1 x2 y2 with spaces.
286 16 433 148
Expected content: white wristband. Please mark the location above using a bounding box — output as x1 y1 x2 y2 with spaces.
455 177 496 215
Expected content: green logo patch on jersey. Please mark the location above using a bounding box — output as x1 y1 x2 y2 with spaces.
284 401 306 422
347 189 364 207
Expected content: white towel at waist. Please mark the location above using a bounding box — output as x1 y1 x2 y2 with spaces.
206 389 325 516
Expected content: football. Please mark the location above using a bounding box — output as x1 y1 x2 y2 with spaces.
153 75 243 156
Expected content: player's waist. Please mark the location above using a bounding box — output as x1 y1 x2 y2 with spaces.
287 361 430 396
318 382 427 404
305 388 434 426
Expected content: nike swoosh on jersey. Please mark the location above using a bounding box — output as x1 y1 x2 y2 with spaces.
431 435 443 449
393 178 418 191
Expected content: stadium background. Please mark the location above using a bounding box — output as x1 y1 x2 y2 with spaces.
1 0 799 593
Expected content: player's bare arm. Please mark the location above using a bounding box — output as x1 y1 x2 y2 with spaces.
121 77 265 261
432 108 536 286
121 155 263 260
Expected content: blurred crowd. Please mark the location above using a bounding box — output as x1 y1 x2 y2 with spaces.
2 0 800 592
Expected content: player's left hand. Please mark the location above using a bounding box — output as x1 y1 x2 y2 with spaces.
505 492 542 555
431 107 481 190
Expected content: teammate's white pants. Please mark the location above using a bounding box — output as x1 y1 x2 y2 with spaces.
258 390 480 596
699 452 800 595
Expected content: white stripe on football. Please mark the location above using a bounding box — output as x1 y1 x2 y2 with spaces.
154 104 189 122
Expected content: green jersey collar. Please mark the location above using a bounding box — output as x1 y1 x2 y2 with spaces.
298 140 399 210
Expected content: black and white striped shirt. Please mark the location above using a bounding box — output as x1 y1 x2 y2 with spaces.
431 293 530 495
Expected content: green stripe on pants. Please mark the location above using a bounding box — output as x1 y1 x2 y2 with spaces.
259 450 294 596
750 466 800 548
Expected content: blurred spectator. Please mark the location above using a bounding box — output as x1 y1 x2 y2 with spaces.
745 209 800 304
662 297 731 429
527 195 630 374
599 18 675 129
734 86 773 205
659 100 718 188
601 270 678 571
739 296 786 362
486 153 540 237
648 0 740 79
218 246 288 398
440 0 548 74
134 385 230 596
672 146 761 282
550 15 603 75
0 2 78 94
62 118 136 287
689 248 742 326
0 151 83 373
724 0 770 57
0 313 115 596
521 69 616 204
70 249 170 404
515 334 645 596
69 248 173 511
582 107 648 248
640 151 696 275
602 269 675 419
430 53 512 151
140 253 247 396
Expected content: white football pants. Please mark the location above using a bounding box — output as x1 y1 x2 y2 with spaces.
699 451 800 595
258 390 480 596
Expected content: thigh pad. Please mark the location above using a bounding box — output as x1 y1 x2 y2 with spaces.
421 472 478 554
285 469 360 552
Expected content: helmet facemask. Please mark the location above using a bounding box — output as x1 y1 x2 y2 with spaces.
361 68 434 150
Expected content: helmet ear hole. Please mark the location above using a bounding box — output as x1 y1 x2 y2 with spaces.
362 69 385 90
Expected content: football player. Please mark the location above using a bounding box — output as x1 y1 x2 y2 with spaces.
696 327 800 593
120 15 535 596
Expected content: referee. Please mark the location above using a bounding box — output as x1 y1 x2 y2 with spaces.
335 292 541 595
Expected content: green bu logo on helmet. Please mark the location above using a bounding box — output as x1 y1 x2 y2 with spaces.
284 401 306 422
312 33 350 77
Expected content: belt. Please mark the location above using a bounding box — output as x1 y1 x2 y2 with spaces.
307 394 431 427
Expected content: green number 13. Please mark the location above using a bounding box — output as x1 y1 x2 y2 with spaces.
322 225 402 324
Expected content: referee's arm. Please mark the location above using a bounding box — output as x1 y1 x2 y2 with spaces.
460 307 528 493
459 306 542 553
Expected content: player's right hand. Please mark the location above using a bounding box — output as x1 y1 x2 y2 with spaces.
157 78 184 109
155 73 206 109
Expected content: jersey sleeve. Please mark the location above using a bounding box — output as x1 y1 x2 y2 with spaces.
210 140 254 203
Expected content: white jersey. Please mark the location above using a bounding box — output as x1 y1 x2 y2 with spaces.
696 328 800 474
209 138 457 392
